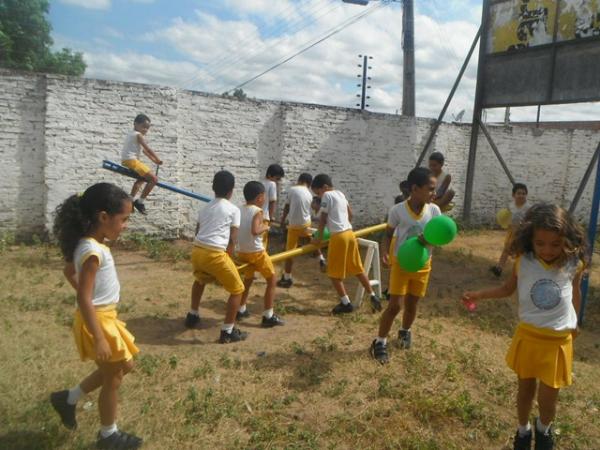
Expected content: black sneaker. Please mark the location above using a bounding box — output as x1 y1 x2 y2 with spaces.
133 200 147 215
319 259 327 273
332 302 354 314
514 429 532 450
398 329 412 349
50 390 77 430
382 289 390 300
276 276 293 288
370 293 382 312
236 309 250 321
261 314 285 328
369 339 389 364
534 424 554 450
184 312 200 328
489 265 502 277
219 328 248 344
96 430 143 449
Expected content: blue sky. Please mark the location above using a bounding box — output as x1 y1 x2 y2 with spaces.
48 0 600 122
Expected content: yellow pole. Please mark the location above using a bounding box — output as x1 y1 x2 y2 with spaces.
237 223 387 270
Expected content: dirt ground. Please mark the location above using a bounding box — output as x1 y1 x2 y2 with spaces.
0 230 599 449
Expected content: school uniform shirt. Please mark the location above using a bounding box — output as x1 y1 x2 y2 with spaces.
194 198 241 251
121 131 142 161
387 201 442 255
516 253 581 331
74 238 120 306
238 205 264 253
262 179 277 221
286 185 313 228
319 190 352 234
509 201 530 227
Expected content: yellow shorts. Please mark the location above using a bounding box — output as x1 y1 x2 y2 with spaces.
262 219 270 249
389 254 431 298
238 250 275 280
122 159 151 177
286 225 312 251
73 305 139 362
191 246 245 294
327 229 364 279
506 322 573 388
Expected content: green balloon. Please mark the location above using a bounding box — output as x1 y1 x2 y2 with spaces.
397 237 429 272
313 227 330 240
423 215 458 246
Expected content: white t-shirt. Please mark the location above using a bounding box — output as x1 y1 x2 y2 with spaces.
238 205 264 253
74 238 120 306
509 201 530 227
262 179 277 221
286 185 313 228
387 201 442 255
319 190 352 234
194 198 241 251
121 131 142 161
516 252 581 331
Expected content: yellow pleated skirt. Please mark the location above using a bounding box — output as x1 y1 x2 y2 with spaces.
505 322 573 388
73 305 139 362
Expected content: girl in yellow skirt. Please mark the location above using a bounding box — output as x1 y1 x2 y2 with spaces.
463 203 586 450
50 183 142 449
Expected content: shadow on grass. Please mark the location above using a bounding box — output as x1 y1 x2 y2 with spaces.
126 315 220 346
0 431 70 450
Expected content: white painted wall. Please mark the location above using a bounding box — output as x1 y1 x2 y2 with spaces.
1 69 598 238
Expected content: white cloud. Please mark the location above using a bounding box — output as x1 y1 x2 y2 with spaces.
59 0 111 10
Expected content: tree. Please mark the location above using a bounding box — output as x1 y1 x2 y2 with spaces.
0 0 86 76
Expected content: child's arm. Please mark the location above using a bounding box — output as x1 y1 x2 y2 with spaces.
280 203 290 227
268 201 276 224
572 269 584 316
463 269 517 303
435 174 452 199
251 211 269 236
347 204 353 223
312 212 328 244
381 226 395 266
227 227 238 257
137 134 163 165
77 257 112 361
63 262 78 291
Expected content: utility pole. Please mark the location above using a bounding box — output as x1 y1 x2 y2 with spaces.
402 0 415 116
356 55 372 110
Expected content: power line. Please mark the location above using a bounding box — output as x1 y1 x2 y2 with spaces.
221 1 387 94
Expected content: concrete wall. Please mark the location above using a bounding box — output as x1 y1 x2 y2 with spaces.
1 69 599 238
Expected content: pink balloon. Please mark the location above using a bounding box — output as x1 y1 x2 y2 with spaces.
462 299 477 312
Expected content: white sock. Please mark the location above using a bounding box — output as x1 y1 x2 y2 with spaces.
138 197 145 204
283 273 292 280
188 309 199 317
536 417 550 434
375 337 387 345
100 423 118 439
67 385 83 405
400 327 410 332
133 195 140 201
319 255 326 261
518 423 531 436
221 323 234 333
239 304 247 313
340 295 351 305
263 308 274 319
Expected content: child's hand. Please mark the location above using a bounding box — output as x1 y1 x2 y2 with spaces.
157 159 163 165
95 337 112 362
572 326 581 340
311 238 321 246
381 252 390 267
462 291 479 302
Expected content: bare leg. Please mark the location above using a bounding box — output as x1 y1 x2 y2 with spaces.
537 382 560 426
330 278 347 297
517 377 537 426
140 173 158 199
284 258 293 274
264 274 276 310
378 295 402 337
130 179 145 197
356 272 373 294
224 294 242 325
497 247 510 269
240 278 253 307
97 360 134 426
190 281 205 310
79 369 104 394
401 294 420 329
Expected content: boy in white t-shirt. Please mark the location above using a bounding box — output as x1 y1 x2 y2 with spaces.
121 114 163 215
261 164 285 251
184 171 247 344
311 174 381 314
236 181 285 328
428 151 454 212
278 173 326 288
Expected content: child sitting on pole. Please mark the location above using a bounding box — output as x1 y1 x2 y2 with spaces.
121 114 163 215
236 181 285 328
428 151 455 212
261 164 285 251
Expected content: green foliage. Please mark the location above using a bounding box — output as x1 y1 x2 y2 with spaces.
0 0 86 75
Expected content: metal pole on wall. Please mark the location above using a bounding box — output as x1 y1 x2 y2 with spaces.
579 151 600 326
569 141 600 214
402 0 415 116
463 0 490 223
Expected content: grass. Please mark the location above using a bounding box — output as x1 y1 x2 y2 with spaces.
0 230 599 449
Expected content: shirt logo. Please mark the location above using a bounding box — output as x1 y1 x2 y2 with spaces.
530 279 561 310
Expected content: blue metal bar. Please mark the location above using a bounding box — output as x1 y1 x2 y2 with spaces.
579 147 600 325
102 160 212 203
